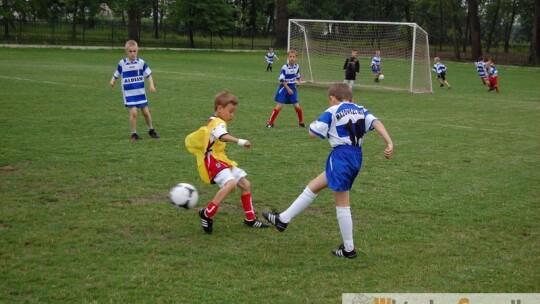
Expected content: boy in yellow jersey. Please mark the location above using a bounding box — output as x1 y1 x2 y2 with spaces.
185 91 268 233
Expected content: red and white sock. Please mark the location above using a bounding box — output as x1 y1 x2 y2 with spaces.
241 193 255 221
204 202 219 219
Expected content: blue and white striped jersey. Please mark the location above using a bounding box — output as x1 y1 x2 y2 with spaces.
488 65 498 77
265 52 277 64
278 63 301 84
371 56 381 67
475 61 487 77
432 62 447 74
113 57 152 106
310 102 378 148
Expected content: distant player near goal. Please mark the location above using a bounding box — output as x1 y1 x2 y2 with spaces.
371 50 382 82
263 83 394 259
343 49 360 89
265 47 279 72
432 57 451 89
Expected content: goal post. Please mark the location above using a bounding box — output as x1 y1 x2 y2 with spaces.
288 19 433 93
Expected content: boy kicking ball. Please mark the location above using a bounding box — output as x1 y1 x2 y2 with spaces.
263 83 394 259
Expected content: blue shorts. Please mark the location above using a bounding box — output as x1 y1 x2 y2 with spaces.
274 84 298 104
371 66 381 73
325 145 362 192
126 102 148 109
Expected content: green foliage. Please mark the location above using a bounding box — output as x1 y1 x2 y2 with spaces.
0 47 539 303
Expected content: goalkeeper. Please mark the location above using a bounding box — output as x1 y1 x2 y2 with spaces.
343 49 360 89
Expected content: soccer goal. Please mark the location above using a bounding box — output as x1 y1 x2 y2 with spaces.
288 19 433 93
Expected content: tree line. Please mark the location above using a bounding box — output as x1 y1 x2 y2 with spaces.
1 0 538 64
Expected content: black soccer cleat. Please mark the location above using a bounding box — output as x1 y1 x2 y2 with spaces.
148 129 159 139
262 211 288 232
266 123 274 128
299 122 305 128
199 208 213 234
130 133 142 141
244 218 269 228
332 244 357 259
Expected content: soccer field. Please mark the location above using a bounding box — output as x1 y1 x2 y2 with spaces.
0 47 539 303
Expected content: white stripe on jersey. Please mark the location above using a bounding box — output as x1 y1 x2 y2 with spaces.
113 57 152 106
278 63 300 84
309 102 378 148
433 62 447 74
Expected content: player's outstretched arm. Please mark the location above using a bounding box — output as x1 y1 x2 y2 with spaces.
373 120 393 159
220 134 251 149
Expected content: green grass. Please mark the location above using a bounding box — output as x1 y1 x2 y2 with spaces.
0 47 539 303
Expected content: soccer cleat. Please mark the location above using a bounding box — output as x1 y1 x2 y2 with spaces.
374 78 379 83
440 84 444 87
244 218 269 228
148 129 159 139
262 211 288 232
130 133 142 141
266 123 274 128
299 122 305 128
332 244 358 259
199 208 213 234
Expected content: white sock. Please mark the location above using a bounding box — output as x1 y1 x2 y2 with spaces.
279 186 317 223
336 206 354 252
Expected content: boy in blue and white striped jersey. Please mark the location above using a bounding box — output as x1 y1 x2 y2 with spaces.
109 40 159 141
475 56 488 85
265 47 279 72
263 83 394 259
266 49 304 128
433 57 451 89
371 50 382 82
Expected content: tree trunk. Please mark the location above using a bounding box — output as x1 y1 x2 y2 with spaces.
127 8 140 43
486 0 501 53
468 0 482 60
503 0 517 53
152 0 159 39
71 3 78 43
188 27 195 48
530 0 540 64
448 0 460 59
439 0 443 51
275 0 287 48
463 9 470 53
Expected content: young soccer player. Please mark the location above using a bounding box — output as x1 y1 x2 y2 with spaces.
266 49 305 128
343 49 360 89
432 57 451 89
265 47 279 72
185 91 269 234
475 56 488 85
109 40 159 141
486 59 500 93
263 83 394 259
371 50 382 82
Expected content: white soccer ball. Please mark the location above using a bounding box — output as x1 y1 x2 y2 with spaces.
169 183 199 209
378 74 385 80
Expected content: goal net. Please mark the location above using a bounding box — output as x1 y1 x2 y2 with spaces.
288 19 432 93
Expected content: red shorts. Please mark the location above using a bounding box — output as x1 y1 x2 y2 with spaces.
205 153 230 182
489 76 498 85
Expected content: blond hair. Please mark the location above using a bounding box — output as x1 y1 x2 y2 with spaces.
214 91 238 111
125 40 138 49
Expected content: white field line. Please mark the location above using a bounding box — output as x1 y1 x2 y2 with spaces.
0 75 92 88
